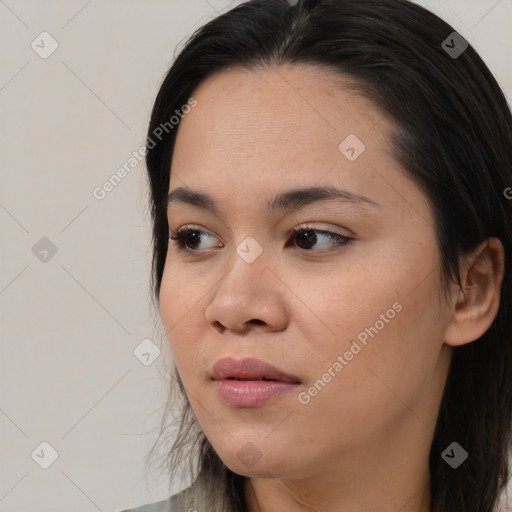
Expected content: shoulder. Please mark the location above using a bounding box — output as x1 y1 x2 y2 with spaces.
119 483 198 512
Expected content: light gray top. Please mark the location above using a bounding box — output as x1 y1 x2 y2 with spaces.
119 483 198 512
120 474 241 511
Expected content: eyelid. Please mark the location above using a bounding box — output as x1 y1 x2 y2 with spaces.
169 221 352 239
291 222 353 238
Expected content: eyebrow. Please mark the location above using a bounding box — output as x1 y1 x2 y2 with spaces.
166 185 380 214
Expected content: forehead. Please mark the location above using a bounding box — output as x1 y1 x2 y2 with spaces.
169 64 399 208
173 64 387 155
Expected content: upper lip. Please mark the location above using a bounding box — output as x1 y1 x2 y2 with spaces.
211 357 300 383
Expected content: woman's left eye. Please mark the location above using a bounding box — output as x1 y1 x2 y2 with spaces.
168 225 353 254
288 226 353 252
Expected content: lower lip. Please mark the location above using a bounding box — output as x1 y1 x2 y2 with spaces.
214 379 299 407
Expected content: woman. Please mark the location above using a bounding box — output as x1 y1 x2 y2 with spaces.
121 0 512 510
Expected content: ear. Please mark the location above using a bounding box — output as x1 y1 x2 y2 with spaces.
444 237 505 347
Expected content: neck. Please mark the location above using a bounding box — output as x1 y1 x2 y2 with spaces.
243 416 433 512
245 470 431 512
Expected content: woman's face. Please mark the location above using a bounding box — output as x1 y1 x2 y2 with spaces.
159 64 454 481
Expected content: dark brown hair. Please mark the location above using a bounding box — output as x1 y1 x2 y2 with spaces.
144 1 512 510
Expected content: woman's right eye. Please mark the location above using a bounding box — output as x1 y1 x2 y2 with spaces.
168 228 221 252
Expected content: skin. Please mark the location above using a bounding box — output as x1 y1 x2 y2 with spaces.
158 64 504 512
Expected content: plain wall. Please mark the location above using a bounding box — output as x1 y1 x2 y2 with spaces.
0 1 510 511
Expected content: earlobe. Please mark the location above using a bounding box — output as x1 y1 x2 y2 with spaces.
444 237 505 347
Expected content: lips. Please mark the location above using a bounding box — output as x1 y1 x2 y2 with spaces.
211 357 300 384
211 357 301 407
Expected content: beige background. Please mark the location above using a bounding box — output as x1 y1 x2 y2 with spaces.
0 1 511 511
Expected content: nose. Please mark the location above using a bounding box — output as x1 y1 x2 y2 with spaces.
204 249 288 334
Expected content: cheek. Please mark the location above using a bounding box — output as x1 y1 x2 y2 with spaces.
289 280 448 456
159 254 209 329
158 263 207 375
294 241 446 385
283 258 403 354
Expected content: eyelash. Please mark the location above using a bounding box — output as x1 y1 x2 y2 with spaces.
168 224 353 255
